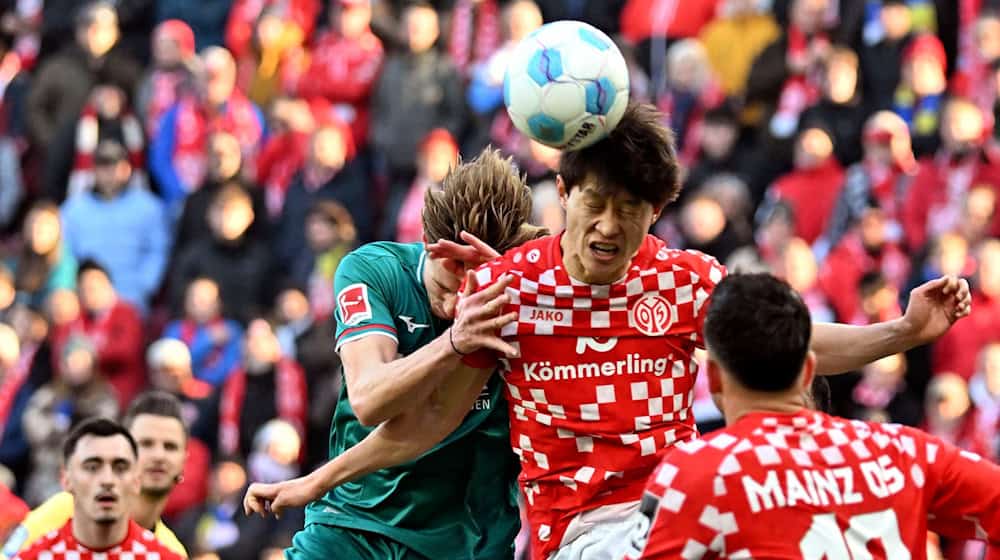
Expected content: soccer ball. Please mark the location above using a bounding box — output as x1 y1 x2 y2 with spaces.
503 20 630 151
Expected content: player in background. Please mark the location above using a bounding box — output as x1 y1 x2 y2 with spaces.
628 273 1000 559
2 392 189 558
245 148 545 559
251 102 973 560
12 417 184 560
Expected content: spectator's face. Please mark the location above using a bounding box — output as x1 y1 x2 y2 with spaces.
208 133 242 182
977 16 1000 61
93 160 131 195
559 178 659 284
419 141 458 183
881 4 911 40
210 197 254 242
47 289 80 328
309 127 347 170
92 85 125 119
79 7 119 57
907 56 946 97
151 361 191 393
78 269 116 314
934 233 969 277
211 461 246 502
667 54 702 92
130 414 186 498
825 55 857 104
185 279 221 323
861 284 899 320
0 328 19 372
406 6 439 54
62 347 96 386
256 13 286 50
941 102 984 152
927 376 971 424
781 239 818 292
700 121 737 160
25 208 61 255
338 4 372 40
277 289 310 323
507 2 542 42
152 33 183 68
680 197 726 245
793 128 833 169
203 49 237 106
859 208 886 250
864 353 905 388
862 139 894 167
961 185 997 241
978 241 1000 297
63 434 139 526
305 212 339 250
791 0 828 34
245 319 280 368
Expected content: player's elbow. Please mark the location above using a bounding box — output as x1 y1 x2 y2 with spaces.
349 396 381 427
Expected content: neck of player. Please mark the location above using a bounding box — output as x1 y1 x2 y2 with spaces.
73 515 129 550
133 489 168 531
721 385 808 425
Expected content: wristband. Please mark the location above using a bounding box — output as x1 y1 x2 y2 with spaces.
449 328 467 356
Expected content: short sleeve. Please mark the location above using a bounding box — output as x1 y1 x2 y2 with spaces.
687 251 728 349
333 252 398 352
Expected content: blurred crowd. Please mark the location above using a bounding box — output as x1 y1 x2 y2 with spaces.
0 0 994 557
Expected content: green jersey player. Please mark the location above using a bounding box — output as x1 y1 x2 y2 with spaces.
245 149 545 559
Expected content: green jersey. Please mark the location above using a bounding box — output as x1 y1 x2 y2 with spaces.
306 242 519 559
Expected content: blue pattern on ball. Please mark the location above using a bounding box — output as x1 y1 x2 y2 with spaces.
503 73 512 107
584 77 616 115
578 27 610 51
527 113 565 144
527 48 563 87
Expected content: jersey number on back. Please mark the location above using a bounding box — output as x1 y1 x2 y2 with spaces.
799 510 911 559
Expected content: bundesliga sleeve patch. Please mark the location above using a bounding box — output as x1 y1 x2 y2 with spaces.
337 283 373 326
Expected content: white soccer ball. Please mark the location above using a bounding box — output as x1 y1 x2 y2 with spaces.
503 20 630 151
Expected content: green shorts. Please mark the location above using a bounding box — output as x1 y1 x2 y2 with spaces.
285 523 431 560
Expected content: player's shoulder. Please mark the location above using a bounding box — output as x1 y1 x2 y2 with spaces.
130 522 185 559
10 492 73 553
471 234 559 281
643 237 726 278
343 241 422 270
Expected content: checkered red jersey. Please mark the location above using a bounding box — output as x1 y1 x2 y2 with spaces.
465 233 726 557
13 519 185 560
629 410 1000 560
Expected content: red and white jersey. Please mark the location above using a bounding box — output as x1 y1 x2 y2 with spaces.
466 234 726 557
630 410 1000 559
14 519 185 560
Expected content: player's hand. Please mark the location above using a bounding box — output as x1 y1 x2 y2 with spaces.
451 270 519 358
243 475 322 519
900 275 972 345
426 231 501 269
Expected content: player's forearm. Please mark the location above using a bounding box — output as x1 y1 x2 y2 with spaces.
350 331 461 426
810 319 916 375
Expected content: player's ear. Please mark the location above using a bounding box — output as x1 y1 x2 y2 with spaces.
799 351 817 393
706 356 723 395
557 175 569 209
60 466 71 494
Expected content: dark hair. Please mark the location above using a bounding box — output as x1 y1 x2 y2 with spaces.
63 417 138 462
122 391 188 435
76 259 111 283
704 273 812 392
859 271 887 297
75 1 116 29
703 101 739 127
559 103 681 210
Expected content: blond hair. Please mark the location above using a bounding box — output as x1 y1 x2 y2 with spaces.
422 148 547 254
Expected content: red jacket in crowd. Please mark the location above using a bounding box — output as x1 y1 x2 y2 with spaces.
770 157 846 245
933 291 1000 380
225 0 321 60
819 232 910 323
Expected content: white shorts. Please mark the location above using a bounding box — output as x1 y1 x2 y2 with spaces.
548 501 649 560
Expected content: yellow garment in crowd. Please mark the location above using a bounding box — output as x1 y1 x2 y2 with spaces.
699 13 781 96
0 491 188 558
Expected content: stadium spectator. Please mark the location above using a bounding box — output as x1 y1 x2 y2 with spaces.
135 20 197 137
0 323 37 492
370 2 465 179
294 200 357 318
171 184 273 324
150 46 266 211
895 33 949 157
54 260 144 410
699 0 780 96
26 2 140 149
219 318 306 461
970 343 1000 460
11 418 184 559
859 0 913 112
657 39 723 166
923 372 995 462
163 277 244 389
21 335 118 505
255 97 316 219
9 202 77 311
60 140 169 312
225 0 319 66
231 5 312 107
680 103 755 203
154 0 231 52
849 352 922 425
146 338 218 450
801 46 866 166
274 121 369 268
777 236 835 322
383 127 459 243
675 189 752 264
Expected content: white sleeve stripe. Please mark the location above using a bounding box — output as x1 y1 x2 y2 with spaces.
335 330 399 353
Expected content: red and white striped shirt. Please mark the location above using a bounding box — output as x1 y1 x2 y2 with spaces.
14 519 185 560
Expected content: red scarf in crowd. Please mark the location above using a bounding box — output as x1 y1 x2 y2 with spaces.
218 358 306 457
68 103 145 196
449 0 501 77
770 26 827 139
173 91 263 192
0 342 37 438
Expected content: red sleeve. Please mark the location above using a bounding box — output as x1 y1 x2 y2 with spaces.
629 450 723 560
918 427 1000 547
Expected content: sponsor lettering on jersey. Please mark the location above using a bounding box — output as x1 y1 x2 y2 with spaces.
337 283 372 326
575 336 619 354
742 456 906 513
521 306 572 328
524 354 670 382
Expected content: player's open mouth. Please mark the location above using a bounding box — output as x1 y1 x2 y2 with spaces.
589 242 619 261
96 494 118 505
